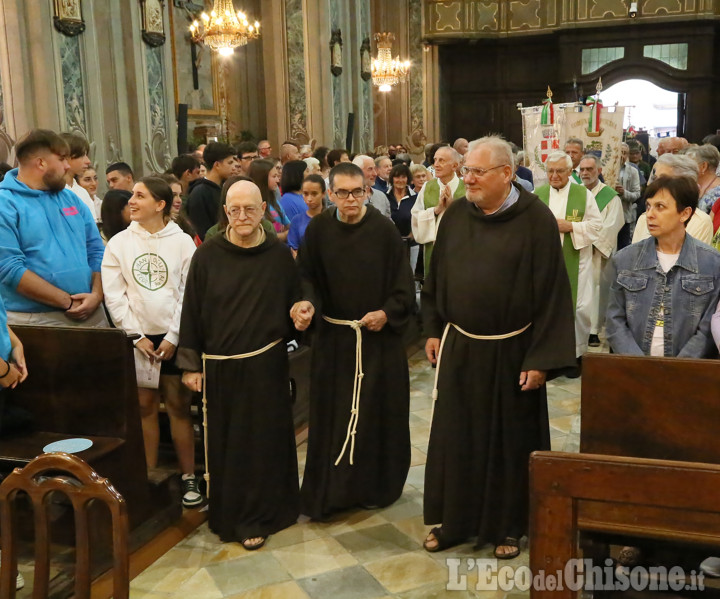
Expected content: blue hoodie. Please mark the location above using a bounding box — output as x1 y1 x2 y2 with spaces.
0 169 105 312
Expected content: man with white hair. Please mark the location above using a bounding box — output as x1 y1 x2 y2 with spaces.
373 155 392 193
535 151 603 359
422 135 575 558
352 154 391 218
632 154 713 244
411 146 465 276
578 155 624 347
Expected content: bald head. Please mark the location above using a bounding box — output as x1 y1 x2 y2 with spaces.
280 143 300 164
453 138 469 155
657 137 688 156
224 179 266 243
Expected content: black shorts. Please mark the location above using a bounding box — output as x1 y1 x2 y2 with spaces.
144 334 183 376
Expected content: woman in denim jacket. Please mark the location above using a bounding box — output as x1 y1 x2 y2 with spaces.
606 176 720 358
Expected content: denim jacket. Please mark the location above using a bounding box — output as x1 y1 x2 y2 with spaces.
606 234 720 358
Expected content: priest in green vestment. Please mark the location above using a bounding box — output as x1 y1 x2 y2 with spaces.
410 146 465 276
535 151 602 358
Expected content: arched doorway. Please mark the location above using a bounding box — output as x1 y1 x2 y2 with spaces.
601 79 680 153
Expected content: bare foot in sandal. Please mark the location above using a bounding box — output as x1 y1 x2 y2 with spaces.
241 536 266 550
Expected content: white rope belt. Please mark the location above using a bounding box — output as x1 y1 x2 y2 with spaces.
200 338 283 497
430 322 532 426
323 315 365 466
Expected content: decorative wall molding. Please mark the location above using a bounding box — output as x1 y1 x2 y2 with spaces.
53 0 86 37
423 0 720 40
141 0 167 47
285 0 308 144
58 33 88 136
144 45 172 172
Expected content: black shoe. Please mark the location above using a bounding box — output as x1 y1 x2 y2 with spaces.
588 334 600 347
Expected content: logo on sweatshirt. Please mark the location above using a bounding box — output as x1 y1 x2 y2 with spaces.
62 206 79 216
132 253 168 291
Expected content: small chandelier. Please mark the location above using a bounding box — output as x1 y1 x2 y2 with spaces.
189 0 260 57
371 33 410 92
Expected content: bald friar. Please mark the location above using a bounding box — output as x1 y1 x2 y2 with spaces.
177 180 302 550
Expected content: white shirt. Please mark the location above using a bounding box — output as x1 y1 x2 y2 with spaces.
410 174 462 244
67 181 99 222
651 251 680 357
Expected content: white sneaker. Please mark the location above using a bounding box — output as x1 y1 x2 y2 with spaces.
16 571 24 590
181 473 204 508
700 556 720 577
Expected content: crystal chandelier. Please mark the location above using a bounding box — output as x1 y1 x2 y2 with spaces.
371 33 410 92
189 0 260 57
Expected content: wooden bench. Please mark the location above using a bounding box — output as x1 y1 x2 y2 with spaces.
530 451 720 599
0 325 166 529
529 353 720 598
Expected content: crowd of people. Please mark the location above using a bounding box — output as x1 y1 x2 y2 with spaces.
0 124 719 586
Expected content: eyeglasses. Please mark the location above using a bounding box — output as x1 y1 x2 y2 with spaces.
240 154 258 161
227 206 260 219
333 188 365 199
547 168 569 175
460 164 507 178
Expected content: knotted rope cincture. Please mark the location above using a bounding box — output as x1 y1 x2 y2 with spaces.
430 322 533 426
323 316 365 466
200 338 282 498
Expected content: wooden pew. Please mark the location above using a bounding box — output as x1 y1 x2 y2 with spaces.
580 353 720 462
529 353 720 598
529 452 720 599
0 325 170 530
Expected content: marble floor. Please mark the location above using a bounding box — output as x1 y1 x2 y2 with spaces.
129 347 590 599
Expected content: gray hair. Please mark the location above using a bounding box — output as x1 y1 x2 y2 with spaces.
352 154 372 168
434 145 462 165
546 151 573 169
565 137 584 150
683 143 720 170
304 157 320 169
579 154 600 167
374 155 392 168
467 135 514 168
410 163 428 176
656 153 700 181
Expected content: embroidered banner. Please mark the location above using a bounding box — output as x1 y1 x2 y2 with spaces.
521 103 625 188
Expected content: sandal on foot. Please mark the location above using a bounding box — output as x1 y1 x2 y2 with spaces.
241 536 266 551
494 537 520 560
423 527 462 553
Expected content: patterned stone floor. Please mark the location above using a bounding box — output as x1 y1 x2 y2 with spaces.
128 347 589 598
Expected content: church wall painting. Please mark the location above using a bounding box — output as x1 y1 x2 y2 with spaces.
169 4 220 116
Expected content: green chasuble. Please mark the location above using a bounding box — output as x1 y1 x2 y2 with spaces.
422 178 466 275
593 184 618 213
571 170 582 184
535 183 587 308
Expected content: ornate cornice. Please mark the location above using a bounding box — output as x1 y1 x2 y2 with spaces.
423 0 720 40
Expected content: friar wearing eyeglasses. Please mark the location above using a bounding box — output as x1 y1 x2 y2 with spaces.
292 162 415 520
177 179 302 551
421 136 576 559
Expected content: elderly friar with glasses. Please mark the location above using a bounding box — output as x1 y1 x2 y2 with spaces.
176 178 306 551
421 135 576 559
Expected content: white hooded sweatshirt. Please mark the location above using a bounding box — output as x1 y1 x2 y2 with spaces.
101 220 196 346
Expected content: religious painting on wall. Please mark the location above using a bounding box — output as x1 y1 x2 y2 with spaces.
53 0 86 36
169 4 220 116
141 0 166 47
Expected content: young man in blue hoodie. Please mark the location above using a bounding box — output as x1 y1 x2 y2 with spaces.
0 129 107 327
